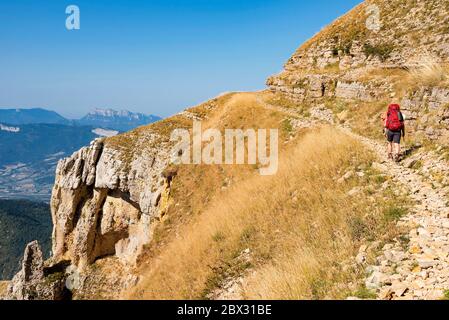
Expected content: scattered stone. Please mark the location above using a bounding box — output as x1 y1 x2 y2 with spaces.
338 170 354 183
403 158 417 169
348 187 362 197
379 288 393 300
366 271 387 290
417 259 438 269
356 252 366 264
391 284 409 297
348 122 449 301
409 244 422 254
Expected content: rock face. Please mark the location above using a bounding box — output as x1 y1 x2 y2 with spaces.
4 126 176 299
267 0 449 133
3 93 216 299
51 133 173 270
401 87 449 140
5 241 66 300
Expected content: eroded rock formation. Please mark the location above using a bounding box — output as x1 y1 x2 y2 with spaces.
51 134 174 270
6 241 67 300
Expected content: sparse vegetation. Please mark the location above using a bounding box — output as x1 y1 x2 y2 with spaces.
352 285 377 299
126 126 407 300
282 119 294 134
363 43 395 62
383 206 408 222
406 54 449 88
412 160 423 170
443 290 449 300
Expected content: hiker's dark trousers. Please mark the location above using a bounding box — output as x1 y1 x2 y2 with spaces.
386 130 401 144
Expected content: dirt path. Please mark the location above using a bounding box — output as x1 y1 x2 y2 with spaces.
259 95 449 300
342 127 449 300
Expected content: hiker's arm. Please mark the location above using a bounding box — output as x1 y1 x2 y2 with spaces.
399 112 405 137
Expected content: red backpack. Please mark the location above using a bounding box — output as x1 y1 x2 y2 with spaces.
386 104 403 131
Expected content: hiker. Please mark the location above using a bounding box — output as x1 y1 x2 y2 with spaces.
383 103 405 162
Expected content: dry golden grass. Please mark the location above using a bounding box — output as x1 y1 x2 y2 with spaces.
135 91 292 268
0 281 8 297
298 2 366 54
406 55 449 88
126 126 405 300
335 100 388 140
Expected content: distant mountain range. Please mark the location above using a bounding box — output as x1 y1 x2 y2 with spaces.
0 107 162 201
0 106 160 278
0 108 69 125
0 107 161 132
78 108 161 131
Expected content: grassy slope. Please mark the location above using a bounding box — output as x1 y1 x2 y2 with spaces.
112 0 448 300
124 93 410 300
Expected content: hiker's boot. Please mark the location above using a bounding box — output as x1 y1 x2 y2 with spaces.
393 153 400 163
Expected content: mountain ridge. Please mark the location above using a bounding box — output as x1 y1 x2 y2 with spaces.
0 108 69 125
2 0 449 301
78 108 162 132
0 107 161 132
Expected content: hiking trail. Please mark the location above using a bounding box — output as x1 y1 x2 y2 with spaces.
258 94 449 300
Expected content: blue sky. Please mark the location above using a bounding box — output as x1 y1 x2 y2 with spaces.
0 0 362 119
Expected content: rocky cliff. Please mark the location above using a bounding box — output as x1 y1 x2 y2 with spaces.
50 136 169 269
3 97 222 299
267 0 449 141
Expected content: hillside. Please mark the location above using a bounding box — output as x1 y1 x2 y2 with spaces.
0 108 69 125
0 109 161 201
2 0 449 300
0 124 101 201
267 0 449 144
0 200 52 280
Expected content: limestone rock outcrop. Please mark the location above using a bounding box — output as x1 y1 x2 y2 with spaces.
5 241 67 300
267 0 449 141
51 133 173 270
4 96 211 299
3 126 176 299
401 87 449 140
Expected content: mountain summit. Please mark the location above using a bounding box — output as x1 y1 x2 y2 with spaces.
78 108 161 131
0 108 69 125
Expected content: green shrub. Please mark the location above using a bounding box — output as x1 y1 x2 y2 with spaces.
443 290 449 300
383 206 407 222
363 43 394 62
352 285 377 299
282 119 294 134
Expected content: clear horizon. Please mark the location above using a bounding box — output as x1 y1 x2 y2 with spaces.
0 0 362 119
0 106 161 120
